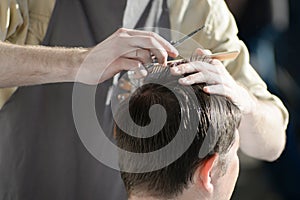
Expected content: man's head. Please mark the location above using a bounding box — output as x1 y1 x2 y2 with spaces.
114 69 241 200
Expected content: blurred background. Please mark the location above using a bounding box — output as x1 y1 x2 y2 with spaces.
225 0 300 199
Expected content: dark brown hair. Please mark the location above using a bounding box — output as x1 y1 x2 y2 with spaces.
115 69 241 199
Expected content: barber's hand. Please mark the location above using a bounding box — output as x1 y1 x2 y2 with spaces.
76 28 178 84
170 48 255 114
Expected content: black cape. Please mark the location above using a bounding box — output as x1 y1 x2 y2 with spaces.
0 0 170 199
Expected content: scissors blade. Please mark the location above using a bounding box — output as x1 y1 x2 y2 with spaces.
170 25 205 47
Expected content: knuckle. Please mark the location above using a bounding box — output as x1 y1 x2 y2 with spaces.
204 49 212 54
117 28 127 33
161 49 168 57
187 75 194 82
190 62 199 70
152 32 159 39
149 37 155 46
197 72 205 79
196 72 204 80
210 75 218 85
178 65 185 73
147 31 155 37
146 37 155 46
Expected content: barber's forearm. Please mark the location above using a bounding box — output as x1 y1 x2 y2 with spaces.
238 97 286 161
0 41 87 87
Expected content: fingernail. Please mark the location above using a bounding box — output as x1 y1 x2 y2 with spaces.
204 49 212 54
203 87 209 92
172 67 180 73
140 69 148 77
172 48 179 55
169 43 178 52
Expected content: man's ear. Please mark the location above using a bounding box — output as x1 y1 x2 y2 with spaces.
193 154 219 194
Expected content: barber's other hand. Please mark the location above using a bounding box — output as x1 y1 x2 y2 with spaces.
75 28 178 84
170 48 255 114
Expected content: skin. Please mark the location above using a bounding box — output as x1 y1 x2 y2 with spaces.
170 49 286 161
0 28 178 87
209 132 240 200
129 132 240 200
0 28 286 161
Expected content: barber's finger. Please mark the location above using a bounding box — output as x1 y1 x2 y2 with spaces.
202 85 231 99
178 71 222 85
128 36 170 65
150 48 169 66
171 60 223 75
123 48 152 64
128 64 148 79
111 58 142 72
128 70 147 80
203 84 246 112
195 48 212 56
110 58 147 79
126 29 179 57
124 62 148 79
97 58 143 83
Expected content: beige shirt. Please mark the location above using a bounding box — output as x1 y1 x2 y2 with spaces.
0 0 289 128
0 0 55 107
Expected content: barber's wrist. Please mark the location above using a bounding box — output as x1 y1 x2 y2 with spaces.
68 47 89 83
236 83 257 115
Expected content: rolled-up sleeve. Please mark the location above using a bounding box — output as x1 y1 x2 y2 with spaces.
1 0 55 45
170 0 289 129
0 0 27 109
0 0 9 41
0 0 55 109
0 0 29 44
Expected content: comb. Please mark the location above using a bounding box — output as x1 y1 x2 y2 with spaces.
190 50 240 62
146 59 188 74
205 50 240 61
147 50 240 74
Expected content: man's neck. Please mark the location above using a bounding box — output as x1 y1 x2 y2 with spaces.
129 196 158 200
128 189 204 200
129 195 177 200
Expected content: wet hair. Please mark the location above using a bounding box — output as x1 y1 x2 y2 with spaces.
114 68 241 199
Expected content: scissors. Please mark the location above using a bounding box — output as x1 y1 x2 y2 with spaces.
148 25 239 70
149 25 205 65
170 25 205 47
169 25 239 61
